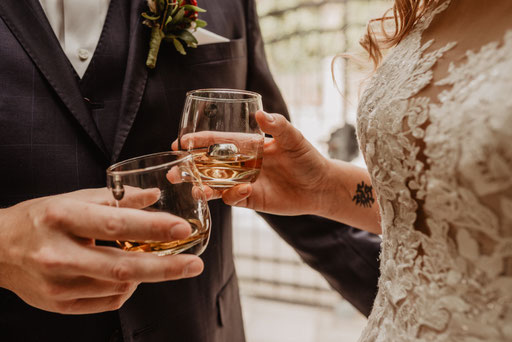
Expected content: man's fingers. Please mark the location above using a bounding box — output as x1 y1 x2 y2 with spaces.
74 247 204 283
222 184 252 207
47 199 192 242
52 294 131 315
255 111 305 151
67 187 161 209
116 187 161 209
43 276 138 300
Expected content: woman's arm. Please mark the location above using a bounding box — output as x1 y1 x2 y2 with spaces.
316 159 381 234
222 111 382 234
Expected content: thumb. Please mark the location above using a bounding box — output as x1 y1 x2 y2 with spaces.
255 111 305 151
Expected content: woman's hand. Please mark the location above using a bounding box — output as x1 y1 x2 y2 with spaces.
221 111 331 216
0 188 204 315
221 111 381 234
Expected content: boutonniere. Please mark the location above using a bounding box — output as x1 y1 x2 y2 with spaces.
142 0 207 69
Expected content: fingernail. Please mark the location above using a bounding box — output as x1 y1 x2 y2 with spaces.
184 260 203 277
238 185 250 196
264 112 275 123
170 224 190 240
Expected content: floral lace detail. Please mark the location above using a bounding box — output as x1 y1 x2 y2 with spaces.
356 1 512 341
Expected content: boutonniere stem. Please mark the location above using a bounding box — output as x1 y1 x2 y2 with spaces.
143 0 207 69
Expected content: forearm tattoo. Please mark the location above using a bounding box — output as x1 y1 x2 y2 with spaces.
352 181 375 208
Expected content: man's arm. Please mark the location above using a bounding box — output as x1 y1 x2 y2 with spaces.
259 214 380 317
243 0 380 317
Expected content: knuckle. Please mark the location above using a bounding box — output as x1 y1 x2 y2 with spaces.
275 114 286 124
43 281 66 298
111 260 134 281
115 282 132 294
53 300 73 314
107 295 125 311
42 202 66 226
105 213 125 237
37 249 66 273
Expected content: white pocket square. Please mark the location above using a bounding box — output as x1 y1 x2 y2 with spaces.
195 28 230 45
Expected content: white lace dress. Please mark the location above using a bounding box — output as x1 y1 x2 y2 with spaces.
356 2 512 341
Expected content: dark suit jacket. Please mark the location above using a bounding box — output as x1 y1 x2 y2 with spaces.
0 0 380 341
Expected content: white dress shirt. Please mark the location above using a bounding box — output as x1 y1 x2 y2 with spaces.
39 0 111 78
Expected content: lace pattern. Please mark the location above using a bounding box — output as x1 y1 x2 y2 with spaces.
356 1 512 341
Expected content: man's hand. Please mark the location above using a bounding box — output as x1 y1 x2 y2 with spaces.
0 188 204 315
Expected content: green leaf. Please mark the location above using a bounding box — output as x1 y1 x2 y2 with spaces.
195 19 207 28
173 38 186 55
165 15 173 26
170 8 185 25
141 12 161 21
182 5 206 13
171 2 181 16
177 30 198 47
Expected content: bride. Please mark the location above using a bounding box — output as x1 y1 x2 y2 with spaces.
220 0 512 340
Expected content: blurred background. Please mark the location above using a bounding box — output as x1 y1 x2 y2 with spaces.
233 0 390 341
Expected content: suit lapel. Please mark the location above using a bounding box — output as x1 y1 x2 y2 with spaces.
111 0 149 163
0 0 109 158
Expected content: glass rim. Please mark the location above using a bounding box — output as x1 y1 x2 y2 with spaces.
186 88 262 103
106 151 192 177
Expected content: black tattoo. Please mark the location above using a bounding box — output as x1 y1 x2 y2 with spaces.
352 181 375 208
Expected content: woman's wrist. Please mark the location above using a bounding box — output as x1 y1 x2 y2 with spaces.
313 158 351 220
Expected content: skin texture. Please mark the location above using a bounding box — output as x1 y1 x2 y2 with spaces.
0 187 203 314
219 111 382 234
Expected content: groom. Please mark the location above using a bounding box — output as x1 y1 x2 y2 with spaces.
0 0 381 341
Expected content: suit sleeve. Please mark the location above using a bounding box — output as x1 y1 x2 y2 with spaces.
242 0 381 317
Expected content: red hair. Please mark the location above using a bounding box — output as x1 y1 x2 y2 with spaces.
361 0 442 67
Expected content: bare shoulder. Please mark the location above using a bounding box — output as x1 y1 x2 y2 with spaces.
416 0 512 100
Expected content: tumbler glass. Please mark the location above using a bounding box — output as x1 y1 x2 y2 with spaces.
106 151 210 256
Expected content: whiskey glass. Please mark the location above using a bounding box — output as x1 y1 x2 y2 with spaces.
106 151 211 256
178 89 264 189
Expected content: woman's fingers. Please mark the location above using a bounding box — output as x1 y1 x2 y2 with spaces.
255 111 305 151
173 131 260 151
222 184 252 207
167 166 184 184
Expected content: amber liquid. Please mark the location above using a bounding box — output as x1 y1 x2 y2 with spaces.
116 219 208 256
193 152 262 189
